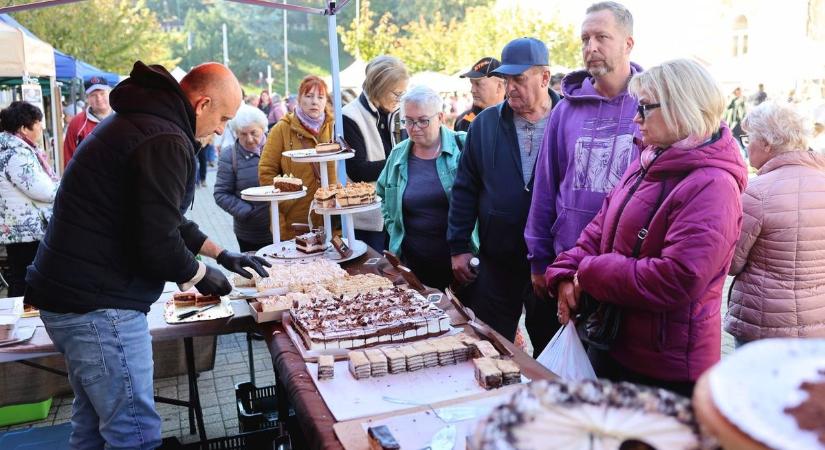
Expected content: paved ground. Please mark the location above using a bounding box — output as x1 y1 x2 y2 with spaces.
0 164 735 441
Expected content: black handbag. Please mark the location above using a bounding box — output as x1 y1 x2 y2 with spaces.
575 151 680 351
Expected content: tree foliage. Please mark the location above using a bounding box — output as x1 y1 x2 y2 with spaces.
339 0 400 62
13 0 180 74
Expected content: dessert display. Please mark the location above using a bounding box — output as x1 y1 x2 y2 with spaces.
468 378 707 450
317 355 335 381
295 228 326 254
255 259 347 293
323 273 394 297
365 349 389 377
173 292 197 308
495 359 522 386
313 182 377 208
473 357 502 390
195 293 220 306
272 174 303 192
367 425 401 450
257 295 293 312
290 287 451 350
315 142 341 154
784 371 825 445
331 234 353 258
471 340 500 359
349 350 371 380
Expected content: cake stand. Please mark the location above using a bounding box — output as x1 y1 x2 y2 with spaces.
240 186 306 246
284 149 375 262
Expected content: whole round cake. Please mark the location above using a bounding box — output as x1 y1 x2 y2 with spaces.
468 378 713 450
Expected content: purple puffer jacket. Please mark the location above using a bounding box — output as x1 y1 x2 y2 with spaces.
546 124 748 382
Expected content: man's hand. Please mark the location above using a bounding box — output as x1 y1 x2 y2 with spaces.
216 250 271 278
195 265 232 296
451 253 476 285
556 278 581 325
531 273 549 299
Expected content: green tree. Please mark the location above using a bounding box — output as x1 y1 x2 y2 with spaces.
14 0 180 74
396 13 460 73
339 0 400 62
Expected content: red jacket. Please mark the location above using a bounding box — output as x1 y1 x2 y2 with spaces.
547 124 748 382
63 108 101 169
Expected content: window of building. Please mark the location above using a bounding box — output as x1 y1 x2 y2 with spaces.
732 15 749 57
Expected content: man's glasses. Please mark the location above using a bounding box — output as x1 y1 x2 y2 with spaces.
636 103 661 121
401 114 437 129
739 135 750 146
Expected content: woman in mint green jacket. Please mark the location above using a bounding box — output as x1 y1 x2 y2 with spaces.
377 85 477 289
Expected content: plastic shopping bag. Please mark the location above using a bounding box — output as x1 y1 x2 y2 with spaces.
536 321 597 381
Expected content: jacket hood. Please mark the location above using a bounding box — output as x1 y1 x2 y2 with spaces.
109 61 197 145
648 123 749 192
562 62 644 101
758 149 825 175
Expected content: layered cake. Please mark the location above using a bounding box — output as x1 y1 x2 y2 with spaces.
473 357 503 390
173 292 197 308
323 274 394 297
338 182 376 207
315 142 341 154
784 370 825 445
255 259 346 293
195 294 220 306
290 287 451 350
317 355 335 380
0 314 18 341
348 351 371 379
468 379 707 450
314 185 338 208
272 174 303 192
295 229 326 254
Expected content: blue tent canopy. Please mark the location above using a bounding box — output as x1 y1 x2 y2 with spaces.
0 13 118 84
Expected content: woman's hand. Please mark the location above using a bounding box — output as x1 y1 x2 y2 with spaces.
557 275 581 324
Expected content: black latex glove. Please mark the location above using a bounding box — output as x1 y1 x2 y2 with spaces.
216 250 270 278
195 265 232 296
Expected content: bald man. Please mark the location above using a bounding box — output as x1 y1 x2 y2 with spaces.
25 61 268 449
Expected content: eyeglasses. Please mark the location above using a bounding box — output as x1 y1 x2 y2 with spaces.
636 103 661 121
739 135 750 146
401 114 437 129
391 91 406 101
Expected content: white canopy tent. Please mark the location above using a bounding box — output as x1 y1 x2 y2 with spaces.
409 71 468 94
0 21 55 77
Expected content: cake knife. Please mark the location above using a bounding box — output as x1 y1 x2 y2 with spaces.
177 303 219 320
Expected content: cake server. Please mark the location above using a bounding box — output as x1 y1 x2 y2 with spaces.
177 303 219 320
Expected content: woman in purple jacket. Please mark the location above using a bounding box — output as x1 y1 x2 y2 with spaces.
547 59 748 397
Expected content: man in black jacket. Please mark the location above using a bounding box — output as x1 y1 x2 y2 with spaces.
25 61 269 449
448 38 561 357
454 57 505 133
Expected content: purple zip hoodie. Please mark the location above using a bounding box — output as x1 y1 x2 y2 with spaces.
525 63 643 274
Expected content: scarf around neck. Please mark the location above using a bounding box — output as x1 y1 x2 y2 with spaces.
15 132 57 181
295 106 325 135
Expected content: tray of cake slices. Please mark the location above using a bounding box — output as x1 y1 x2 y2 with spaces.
164 291 234 324
467 378 713 450
312 182 382 214
241 174 307 201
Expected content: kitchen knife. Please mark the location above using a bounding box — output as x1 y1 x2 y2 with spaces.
177 303 219 320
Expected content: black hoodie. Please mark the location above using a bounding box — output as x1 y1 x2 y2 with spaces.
26 62 208 314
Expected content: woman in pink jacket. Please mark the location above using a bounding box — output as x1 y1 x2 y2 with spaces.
547 59 748 397
725 102 825 346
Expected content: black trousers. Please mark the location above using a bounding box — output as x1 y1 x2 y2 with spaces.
402 249 453 291
5 241 40 297
588 347 695 398
469 254 560 357
237 237 273 254
196 144 209 184
355 229 387 253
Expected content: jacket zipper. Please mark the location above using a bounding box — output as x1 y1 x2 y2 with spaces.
606 149 662 250
656 312 667 351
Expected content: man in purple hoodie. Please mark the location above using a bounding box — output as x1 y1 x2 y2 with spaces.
526 1 642 301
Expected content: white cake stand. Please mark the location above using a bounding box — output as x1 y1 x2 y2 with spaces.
240 186 306 245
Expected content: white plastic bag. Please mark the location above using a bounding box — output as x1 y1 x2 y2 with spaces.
536 321 597 381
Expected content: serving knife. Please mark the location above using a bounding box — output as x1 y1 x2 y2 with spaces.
177 303 219 320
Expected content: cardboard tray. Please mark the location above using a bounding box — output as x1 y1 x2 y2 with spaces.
246 300 289 323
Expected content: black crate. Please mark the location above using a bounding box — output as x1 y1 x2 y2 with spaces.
235 382 282 433
179 429 288 450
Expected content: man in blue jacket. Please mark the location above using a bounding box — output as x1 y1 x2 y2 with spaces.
448 37 561 356
25 61 269 449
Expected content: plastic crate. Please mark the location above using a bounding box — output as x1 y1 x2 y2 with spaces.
179 429 288 450
0 422 71 450
0 397 53 427
235 382 281 433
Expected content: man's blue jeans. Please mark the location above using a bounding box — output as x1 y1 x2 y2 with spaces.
40 309 161 450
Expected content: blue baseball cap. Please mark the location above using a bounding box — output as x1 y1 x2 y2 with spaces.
490 37 549 76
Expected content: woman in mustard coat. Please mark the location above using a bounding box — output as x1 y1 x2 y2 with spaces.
259 75 338 240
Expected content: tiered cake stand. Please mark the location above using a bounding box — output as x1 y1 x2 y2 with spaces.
240 186 307 247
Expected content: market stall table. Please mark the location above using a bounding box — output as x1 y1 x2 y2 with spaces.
0 290 257 444
263 248 557 450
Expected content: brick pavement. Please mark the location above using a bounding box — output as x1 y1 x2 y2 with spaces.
0 165 736 441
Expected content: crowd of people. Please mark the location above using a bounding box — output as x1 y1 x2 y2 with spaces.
1 1 824 447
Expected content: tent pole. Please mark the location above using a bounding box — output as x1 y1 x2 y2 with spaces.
327 1 352 238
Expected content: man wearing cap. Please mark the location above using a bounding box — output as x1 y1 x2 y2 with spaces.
448 37 561 356
63 76 113 169
525 2 642 307
454 57 506 132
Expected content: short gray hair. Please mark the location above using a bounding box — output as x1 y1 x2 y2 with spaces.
742 102 811 154
231 104 268 133
628 59 725 140
586 1 634 36
400 85 443 117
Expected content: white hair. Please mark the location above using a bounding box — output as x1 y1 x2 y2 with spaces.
742 102 811 154
400 85 443 116
628 58 724 141
231 104 267 133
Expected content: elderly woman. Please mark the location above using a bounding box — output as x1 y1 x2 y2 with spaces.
214 105 273 252
343 55 409 251
259 75 337 241
725 102 825 346
547 59 748 397
376 85 475 290
0 101 59 296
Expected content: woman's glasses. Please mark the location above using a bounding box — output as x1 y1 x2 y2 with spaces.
401 114 437 129
636 103 661 121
